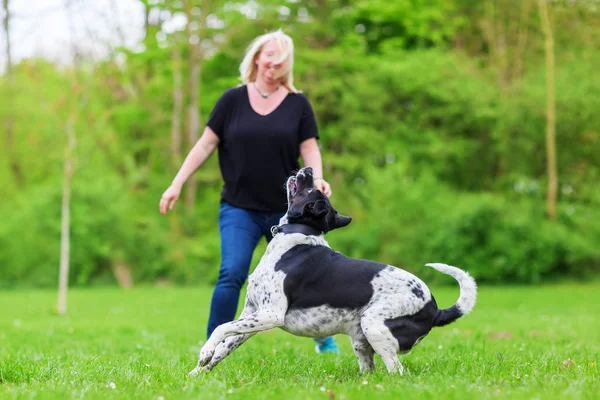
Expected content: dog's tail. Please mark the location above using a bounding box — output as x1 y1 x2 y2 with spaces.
426 263 477 327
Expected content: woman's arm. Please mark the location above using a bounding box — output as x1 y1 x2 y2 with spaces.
160 126 220 215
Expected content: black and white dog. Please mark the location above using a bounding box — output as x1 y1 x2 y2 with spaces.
190 167 477 375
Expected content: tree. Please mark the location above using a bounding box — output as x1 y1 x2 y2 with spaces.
171 36 184 170
538 0 557 220
58 0 84 314
183 0 204 212
57 113 76 315
3 0 23 184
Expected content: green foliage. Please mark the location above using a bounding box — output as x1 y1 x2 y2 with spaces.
330 163 600 285
351 0 463 51
1 0 599 287
497 56 600 197
0 174 160 287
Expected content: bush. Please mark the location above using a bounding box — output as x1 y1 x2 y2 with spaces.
0 173 172 287
329 163 600 284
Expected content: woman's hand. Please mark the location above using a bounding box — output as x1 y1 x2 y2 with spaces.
314 178 332 197
299 138 331 197
159 185 181 215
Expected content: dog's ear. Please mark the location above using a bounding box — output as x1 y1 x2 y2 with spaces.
333 214 352 229
302 200 328 220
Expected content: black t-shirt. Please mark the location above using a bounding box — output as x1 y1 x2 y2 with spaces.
206 85 319 212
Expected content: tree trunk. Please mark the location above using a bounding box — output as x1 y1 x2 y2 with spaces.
57 115 76 315
111 260 133 288
2 0 10 69
538 0 557 220
171 39 184 170
512 0 532 81
3 0 23 184
183 0 206 212
480 0 508 89
57 0 84 315
144 3 150 41
184 63 201 212
494 4 508 87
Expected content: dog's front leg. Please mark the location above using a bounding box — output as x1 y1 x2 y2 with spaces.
197 310 285 369
189 301 258 376
206 333 256 372
189 333 255 375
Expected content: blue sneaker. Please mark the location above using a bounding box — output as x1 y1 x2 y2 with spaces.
314 336 340 354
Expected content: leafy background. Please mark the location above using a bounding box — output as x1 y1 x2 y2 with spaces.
1 0 599 288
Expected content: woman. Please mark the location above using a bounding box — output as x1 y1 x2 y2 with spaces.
159 30 339 353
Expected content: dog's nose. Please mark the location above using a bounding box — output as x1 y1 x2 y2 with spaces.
303 167 313 176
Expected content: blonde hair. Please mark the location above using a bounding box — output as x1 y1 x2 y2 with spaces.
239 29 299 93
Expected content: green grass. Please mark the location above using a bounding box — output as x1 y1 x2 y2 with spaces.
1 284 599 399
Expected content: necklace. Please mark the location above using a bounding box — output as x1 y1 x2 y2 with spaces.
253 82 279 99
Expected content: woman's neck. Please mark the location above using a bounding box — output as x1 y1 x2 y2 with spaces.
254 77 280 93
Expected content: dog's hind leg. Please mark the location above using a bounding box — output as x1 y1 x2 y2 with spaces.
360 314 404 375
349 326 375 373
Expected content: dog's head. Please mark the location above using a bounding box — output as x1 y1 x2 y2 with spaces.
284 167 352 234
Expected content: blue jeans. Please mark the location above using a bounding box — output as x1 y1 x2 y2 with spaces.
207 202 285 338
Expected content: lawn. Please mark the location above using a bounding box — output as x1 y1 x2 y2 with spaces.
1 283 598 399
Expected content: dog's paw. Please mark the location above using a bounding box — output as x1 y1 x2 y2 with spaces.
198 347 215 367
188 364 212 376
